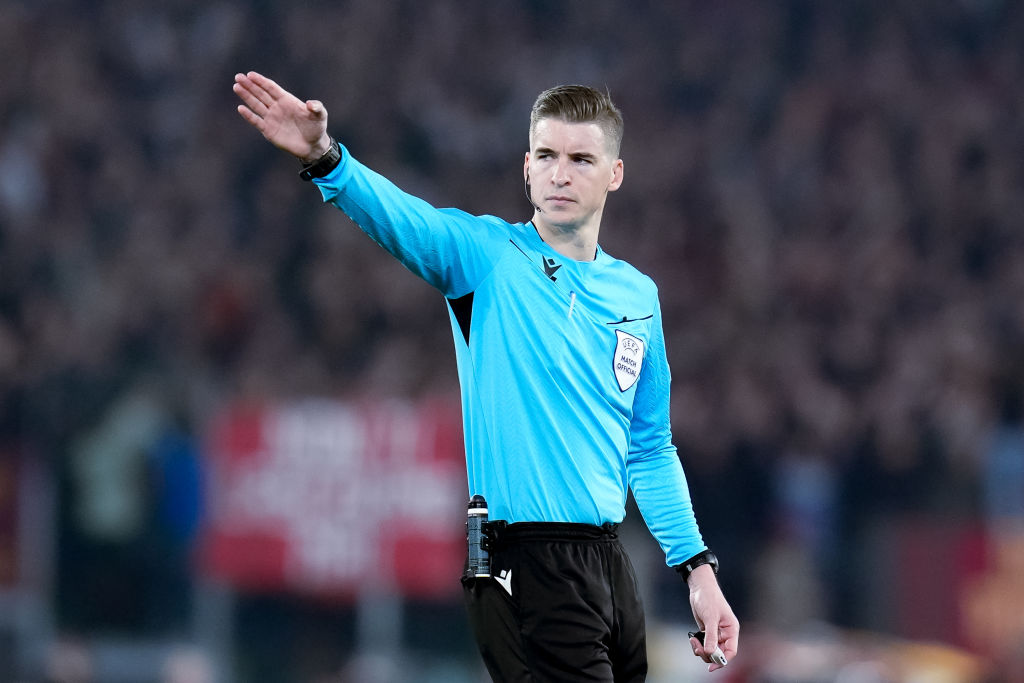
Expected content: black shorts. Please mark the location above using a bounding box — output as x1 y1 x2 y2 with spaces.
462 522 647 682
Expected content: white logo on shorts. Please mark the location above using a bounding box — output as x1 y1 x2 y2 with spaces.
613 330 645 392
495 568 513 596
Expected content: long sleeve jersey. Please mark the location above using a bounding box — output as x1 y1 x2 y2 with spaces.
313 145 705 565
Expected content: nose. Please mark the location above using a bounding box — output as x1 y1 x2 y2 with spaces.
551 158 571 185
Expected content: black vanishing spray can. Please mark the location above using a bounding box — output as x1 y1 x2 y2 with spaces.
466 495 490 578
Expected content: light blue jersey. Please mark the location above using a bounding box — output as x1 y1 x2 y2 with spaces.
314 145 705 565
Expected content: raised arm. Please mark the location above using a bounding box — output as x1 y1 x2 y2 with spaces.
233 71 332 163
231 71 508 298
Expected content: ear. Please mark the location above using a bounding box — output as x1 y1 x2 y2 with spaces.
607 158 624 192
523 152 531 182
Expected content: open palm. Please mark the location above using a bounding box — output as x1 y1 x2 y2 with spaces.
233 71 329 161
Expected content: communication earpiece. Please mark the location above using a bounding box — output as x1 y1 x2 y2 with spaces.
524 168 542 212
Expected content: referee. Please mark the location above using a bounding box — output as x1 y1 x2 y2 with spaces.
233 71 738 681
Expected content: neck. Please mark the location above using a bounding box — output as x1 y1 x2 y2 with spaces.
530 213 601 262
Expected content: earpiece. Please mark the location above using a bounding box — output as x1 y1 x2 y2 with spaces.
525 172 542 213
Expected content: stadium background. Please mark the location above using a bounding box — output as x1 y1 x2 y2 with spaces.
1 0 1024 681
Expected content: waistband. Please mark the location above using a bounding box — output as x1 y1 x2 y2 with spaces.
483 521 619 547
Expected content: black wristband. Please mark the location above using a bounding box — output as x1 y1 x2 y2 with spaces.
299 137 342 181
674 549 718 582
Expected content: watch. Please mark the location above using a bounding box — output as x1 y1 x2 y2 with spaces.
299 137 342 181
675 549 719 582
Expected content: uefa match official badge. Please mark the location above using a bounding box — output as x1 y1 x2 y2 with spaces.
613 330 645 392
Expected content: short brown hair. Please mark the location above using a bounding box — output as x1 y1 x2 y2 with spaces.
529 85 624 157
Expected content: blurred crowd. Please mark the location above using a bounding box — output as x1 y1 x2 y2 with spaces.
2 0 1024 676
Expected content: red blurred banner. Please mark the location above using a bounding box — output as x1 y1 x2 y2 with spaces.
200 398 466 599
0 449 17 587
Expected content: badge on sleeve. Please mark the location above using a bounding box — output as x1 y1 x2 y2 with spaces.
613 330 646 392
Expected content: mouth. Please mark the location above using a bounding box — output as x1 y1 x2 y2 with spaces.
546 195 575 204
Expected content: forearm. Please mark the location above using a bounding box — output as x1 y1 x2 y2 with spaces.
628 447 705 566
313 144 443 254
311 145 490 296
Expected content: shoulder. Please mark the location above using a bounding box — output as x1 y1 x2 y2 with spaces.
434 210 521 264
474 218 549 254
438 209 516 233
600 250 659 298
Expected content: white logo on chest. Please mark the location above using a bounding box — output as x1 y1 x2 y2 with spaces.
613 330 645 392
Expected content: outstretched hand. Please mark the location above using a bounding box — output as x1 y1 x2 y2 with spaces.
233 71 331 163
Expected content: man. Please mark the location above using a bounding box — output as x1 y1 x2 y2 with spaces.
233 71 738 681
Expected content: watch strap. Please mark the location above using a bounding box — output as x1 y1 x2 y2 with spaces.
675 549 719 582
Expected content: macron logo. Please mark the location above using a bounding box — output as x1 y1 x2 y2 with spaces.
543 257 562 281
494 568 513 596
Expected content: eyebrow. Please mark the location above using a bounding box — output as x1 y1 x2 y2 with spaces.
534 146 599 162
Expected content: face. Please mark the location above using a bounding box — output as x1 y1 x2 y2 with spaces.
524 118 624 232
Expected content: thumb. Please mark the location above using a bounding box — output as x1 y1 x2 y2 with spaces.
703 622 720 656
306 100 327 118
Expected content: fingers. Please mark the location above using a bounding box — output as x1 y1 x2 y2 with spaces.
236 104 265 132
704 623 721 659
704 623 719 646
707 621 738 672
234 71 291 110
718 627 739 666
689 628 732 672
688 631 714 663
233 86 267 119
233 73 270 118
688 634 704 658
245 71 286 100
